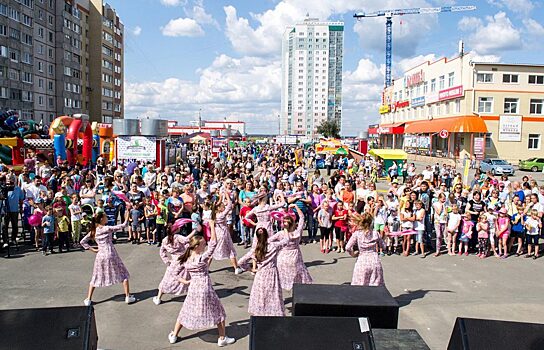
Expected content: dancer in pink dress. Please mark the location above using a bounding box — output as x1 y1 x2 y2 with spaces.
168 221 236 347
346 212 386 286
211 195 242 274
80 209 136 305
269 205 313 290
238 227 291 316
246 188 285 234
152 227 196 305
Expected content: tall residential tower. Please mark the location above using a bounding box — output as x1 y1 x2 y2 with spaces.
280 18 344 137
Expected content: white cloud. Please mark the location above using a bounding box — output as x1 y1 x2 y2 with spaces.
523 18 544 36
189 0 219 28
487 0 535 14
467 51 501 63
161 18 204 37
458 16 482 31
397 54 437 74
160 0 187 6
132 26 142 36
461 12 522 55
344 59 383 84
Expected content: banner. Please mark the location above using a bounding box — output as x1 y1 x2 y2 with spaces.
474 137 485 160
463 159 470 186
498 115 522 142
117 136 156 161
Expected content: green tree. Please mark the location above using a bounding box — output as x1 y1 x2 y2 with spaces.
317 119 340 138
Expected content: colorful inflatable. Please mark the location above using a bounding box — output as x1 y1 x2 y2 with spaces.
0 110 48 166
50 114 94 166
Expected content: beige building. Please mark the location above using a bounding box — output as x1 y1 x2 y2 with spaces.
376 52 544 162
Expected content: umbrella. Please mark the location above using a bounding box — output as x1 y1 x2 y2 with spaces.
335 147 348 155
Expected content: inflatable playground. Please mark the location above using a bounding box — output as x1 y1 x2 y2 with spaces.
0 110 115 168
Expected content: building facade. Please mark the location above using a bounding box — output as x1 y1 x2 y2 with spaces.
281 18 343 137
0 0 123 124
376 52 544 162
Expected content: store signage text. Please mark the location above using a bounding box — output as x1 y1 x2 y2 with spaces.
404 70 425 88
394 100 410 111
438 85 464 101
379 105 391 114
411 96 425 107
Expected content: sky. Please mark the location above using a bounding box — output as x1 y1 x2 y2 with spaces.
109 0 544 136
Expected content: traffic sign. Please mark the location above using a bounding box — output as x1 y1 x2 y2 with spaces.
439 129 449 139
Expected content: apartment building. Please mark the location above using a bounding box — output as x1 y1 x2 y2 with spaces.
373 52 544 162
0 0 123 124
281 18 344 137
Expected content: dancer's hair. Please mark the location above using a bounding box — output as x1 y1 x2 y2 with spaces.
178 236 204 264
89 212 107 240
255 228 269 262
166 225 174 246
283 215 295 231
350 211 373 231
210 199 223 220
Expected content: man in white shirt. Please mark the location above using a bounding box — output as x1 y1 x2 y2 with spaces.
422 165 434 183
24 176 47 201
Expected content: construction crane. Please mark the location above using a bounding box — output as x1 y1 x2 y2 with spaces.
354 6 476 88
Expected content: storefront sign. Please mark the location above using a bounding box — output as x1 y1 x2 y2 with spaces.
411 96 425 108
439 129 449 139
379 105 391 114
377 126 405 135
394 100 410 112
426 92 438 104
498 115 522 142
117 136 156 161
438 85 464 101
404 69 425 88
474 137 485 160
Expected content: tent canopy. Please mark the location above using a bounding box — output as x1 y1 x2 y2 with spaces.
369 149 408 160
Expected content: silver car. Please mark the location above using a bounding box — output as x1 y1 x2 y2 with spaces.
479 158 515 175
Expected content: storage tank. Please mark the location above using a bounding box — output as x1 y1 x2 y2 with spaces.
358 131 369 139
141 118 169 137
113 119 140 136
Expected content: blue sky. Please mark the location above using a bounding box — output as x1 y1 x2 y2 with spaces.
110 0 544 135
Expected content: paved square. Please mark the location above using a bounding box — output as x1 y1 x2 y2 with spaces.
2 239 543 349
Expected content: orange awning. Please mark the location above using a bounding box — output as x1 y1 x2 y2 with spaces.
404 116 488 134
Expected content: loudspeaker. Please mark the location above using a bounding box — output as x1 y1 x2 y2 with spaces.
292 284 399 329
448 317 544 350
249 316 429 350
0 306 98 350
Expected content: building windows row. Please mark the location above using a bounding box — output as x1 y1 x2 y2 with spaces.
528 134 541 150
477 97 543 115
477 72 544 85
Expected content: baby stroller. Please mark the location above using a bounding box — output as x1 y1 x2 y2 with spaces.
81 204 95 234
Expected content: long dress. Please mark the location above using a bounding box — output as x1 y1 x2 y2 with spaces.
249 202 285 234
80 223 130 288
212 202 237 260
269 217 313 290
345 230 385 286
177 240 226 330
238 237 290 316
158 235 191 295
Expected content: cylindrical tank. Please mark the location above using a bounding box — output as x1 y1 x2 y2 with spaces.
113 119 140 136
140 118 168 137
210 130 220 137
358 131 368 139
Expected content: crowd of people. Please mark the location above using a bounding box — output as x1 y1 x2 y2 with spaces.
1 142 543 346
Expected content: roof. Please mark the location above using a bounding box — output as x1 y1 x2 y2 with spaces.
369 149 408 160
404 115 488 134
472 62 544 68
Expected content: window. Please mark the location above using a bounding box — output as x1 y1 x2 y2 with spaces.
0 25 7 36
478 97 493 113
502 74 519 83
22 33 32 45
530 99 543 115
38 79 43 88
439 75 445 90
504 98 519 114
0 87 8 99
22 71 33 83
22 52 31 64
9 7 20 21
38 96 44 105
21 91 32 102
48 81 53 91
9 49 20 62
431 78 436 92
455 99 461 113
485 133 493 149
0 4 7 17
423 81 428 94
10 28 20 40
448 72 455 87
476 73 493 83
102 59 113 70
529 75 544 85
64 98 72 108
22 13 32 26
528 134 541 150
38 61 43 72
0 45 7 57
64 67 71 76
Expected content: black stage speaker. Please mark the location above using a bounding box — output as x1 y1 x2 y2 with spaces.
0 306 98 350
448 317 544 350
249 316 429 350
292 284 399 329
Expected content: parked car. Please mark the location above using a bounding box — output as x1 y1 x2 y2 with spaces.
479 158 515 175
519 158 544 172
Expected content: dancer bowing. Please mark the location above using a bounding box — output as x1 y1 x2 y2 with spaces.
152 226 196 305
238 226 292 316
345 212 385 286
245 187 285 239
211 194 242 274
80 207 136 305
168 221 236 347
269 204 313 290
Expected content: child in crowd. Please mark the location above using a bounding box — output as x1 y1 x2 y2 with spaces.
41 206 55 255
332 201 348 253
374 197 387 256
68 194 82 248
55 208 70 253
496 208 510 258
400 201 414 256
144 197 158 245
239 197 254 248
510 206 526 256
476 213 489 259
386 207 400 255
525 209 541 259
413 200 426 257
156 196 168 247
190 205 202 236
317 200 333 254
484 207 499 257
129 202 145 245
458 213 473 256
95 199 105 214
447 205 461 256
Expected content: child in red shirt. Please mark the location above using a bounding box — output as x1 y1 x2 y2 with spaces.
332 201 348 253
240 197 256 248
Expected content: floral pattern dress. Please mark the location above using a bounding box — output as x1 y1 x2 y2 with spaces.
212 202 237 260
158 235 191 295
238 237 290 316
269 217 313 290
177 240 226 330
80 223 130 287
345 230 385 286
249 202 285 234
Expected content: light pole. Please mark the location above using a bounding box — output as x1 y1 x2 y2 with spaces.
277 114 280 135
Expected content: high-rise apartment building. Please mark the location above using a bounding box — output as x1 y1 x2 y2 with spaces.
280 18 344 137
0 0 123 124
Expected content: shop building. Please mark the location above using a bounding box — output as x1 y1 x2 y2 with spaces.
375 52 544 162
